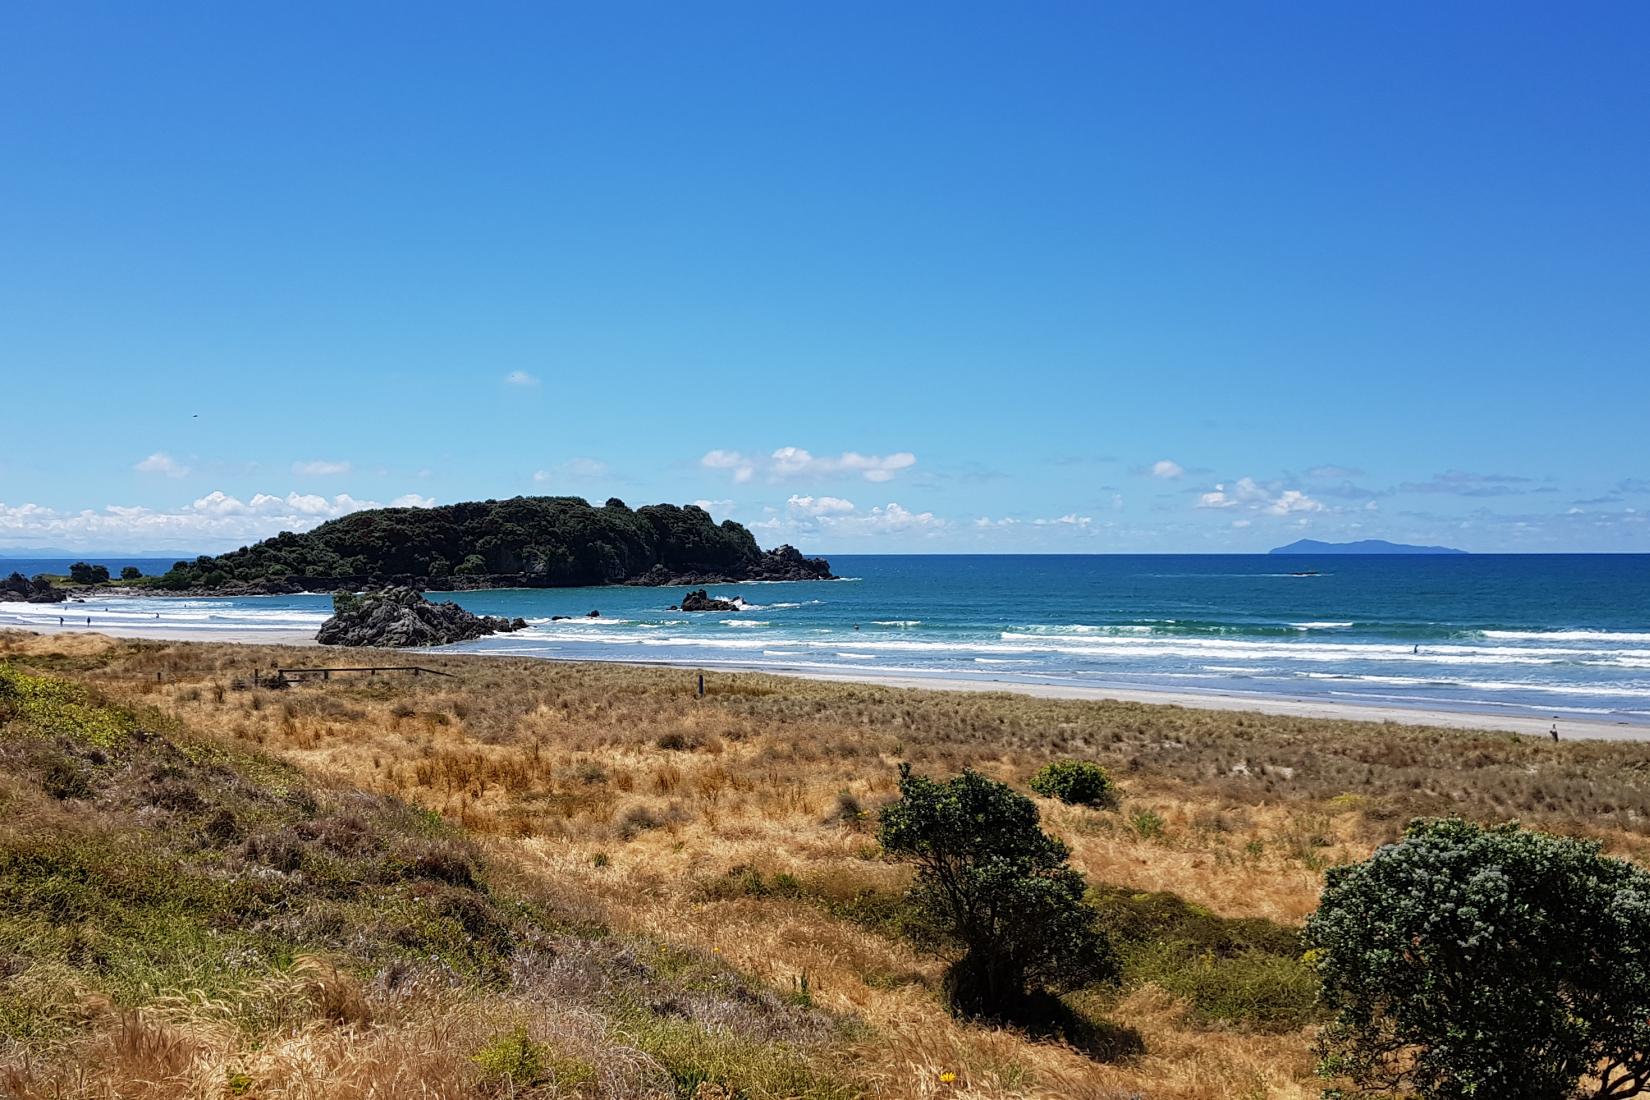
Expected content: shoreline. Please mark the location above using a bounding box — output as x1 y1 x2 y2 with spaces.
4 620 1645 742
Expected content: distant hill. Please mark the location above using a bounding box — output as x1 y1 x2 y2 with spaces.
1269 538 1467 555
155 496 833 592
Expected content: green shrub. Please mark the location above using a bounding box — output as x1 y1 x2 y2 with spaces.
1029 760 1118 808
1090 886 1317 1032
1306 818 1650 1097
878 763 1118 1023
119 566 142 581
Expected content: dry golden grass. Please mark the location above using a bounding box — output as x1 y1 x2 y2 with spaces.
6 627 1650 1098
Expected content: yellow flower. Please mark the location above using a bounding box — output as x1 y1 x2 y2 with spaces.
938 1071 956 1083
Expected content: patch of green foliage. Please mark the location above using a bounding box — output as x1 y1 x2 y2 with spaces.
878 764 1120 1025
1029 759 1118 809
1089 886 1319 1032
156 496 769 589
472 1026 596 1090
1306 817 1650 1099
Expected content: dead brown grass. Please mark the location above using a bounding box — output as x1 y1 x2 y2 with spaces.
6 627 1650 1098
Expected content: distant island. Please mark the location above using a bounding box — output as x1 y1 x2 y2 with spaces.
1269 538 1467 556
150 496 833 593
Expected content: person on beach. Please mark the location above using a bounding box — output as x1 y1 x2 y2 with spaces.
1551 723 1560 742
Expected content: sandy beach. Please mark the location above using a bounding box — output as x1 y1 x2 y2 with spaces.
5 618 1641 741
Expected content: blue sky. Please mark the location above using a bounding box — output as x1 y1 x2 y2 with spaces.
2 2 1646 554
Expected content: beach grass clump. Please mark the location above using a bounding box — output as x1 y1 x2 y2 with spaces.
1029 759 1119 809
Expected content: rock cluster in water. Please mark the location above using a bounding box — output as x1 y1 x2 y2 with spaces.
674 589 740 612
316 586 527 648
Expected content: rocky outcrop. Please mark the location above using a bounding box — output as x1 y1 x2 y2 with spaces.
748 545 835 581
316 587 528 648
674 589 739 612
1 572 66 603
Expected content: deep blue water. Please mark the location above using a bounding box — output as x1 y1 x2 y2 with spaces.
4 554 1648 724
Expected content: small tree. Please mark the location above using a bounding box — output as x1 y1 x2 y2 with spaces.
68 562 110 585
119 566 142 580
1306 818 1650 1099
879 764 1118 1021
1030 760 1118 808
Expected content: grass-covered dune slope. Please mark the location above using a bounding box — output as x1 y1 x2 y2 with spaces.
4 629 1650 1098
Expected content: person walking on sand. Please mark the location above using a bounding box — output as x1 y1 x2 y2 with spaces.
1551 723 1560 742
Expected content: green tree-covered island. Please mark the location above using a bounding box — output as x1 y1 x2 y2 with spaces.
153 497 833 594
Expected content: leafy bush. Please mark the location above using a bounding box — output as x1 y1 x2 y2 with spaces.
1029 760 1118 808
119 566 142 580
1305 817 1650 1098
878 763 1118 1022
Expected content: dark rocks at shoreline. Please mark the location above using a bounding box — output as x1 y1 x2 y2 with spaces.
749 544 835 581
141 544 834 600
315 587 528 648
1 572 67 603
674 589 739 612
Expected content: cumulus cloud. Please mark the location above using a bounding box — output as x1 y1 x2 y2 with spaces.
1149 459 1184 479
291 459 351 476
701 447 917 484
786 494 855 517
1197 477 1321 515
753 500 944 539
691 499 735 517
134 452 189 478
504 370 540 386
533 458 609 483
0 491 435 552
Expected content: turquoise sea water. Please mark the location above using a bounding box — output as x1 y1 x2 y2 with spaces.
4 554 1648 725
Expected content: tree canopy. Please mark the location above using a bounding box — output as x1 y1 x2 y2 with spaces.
1305 817 1650 1099
878 764 1118 1022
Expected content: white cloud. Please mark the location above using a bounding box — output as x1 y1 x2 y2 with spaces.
1150 459 1184 479
691 499 735 517
292 460 351 476
1033 513 1093 527
504 370 540 386
1265 489 1323 515
1198 477 1321 516
533 458 609 483
786 494 855 517
0 491 435 552
134 452 189 478
701 447 917 484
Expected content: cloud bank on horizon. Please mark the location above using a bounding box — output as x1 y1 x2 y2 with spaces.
2 444 1646 554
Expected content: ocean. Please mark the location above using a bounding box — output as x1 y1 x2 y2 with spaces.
4 554 1648 726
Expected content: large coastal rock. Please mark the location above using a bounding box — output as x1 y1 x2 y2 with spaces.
1 572 66 603
316 587 527 648
674 589 739 612
749 544 834 581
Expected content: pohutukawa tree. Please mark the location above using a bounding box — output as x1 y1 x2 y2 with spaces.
878 763 1118 1022
1305 817 1650 1100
